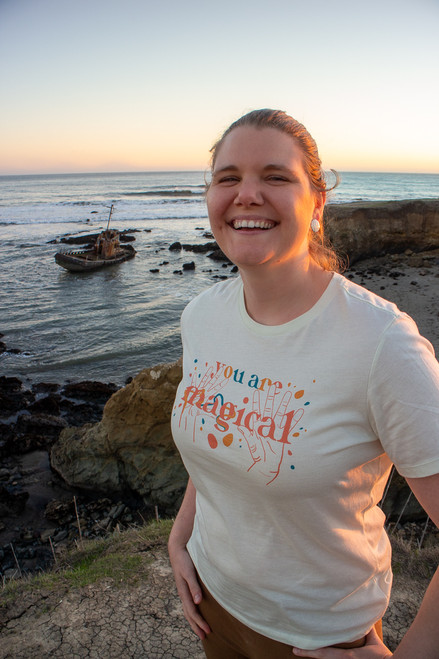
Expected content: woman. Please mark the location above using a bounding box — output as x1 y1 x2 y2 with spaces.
168 109 439 658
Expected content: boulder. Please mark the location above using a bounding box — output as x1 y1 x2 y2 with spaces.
0 377 35 418
61 381 118 403
28 394 61 416
181 241 218 253
207 248 231 262
169 241 182 251
14 413 68 452
51 360 187 514
324 199 439 265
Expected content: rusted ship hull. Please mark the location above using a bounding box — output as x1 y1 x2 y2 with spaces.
55 244 136 272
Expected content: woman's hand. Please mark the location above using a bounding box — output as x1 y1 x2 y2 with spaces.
168 480 211 640
292 626 393 658
168 539 211 640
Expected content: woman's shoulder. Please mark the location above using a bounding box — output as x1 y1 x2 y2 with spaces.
332 272 435 353
333 273 407 321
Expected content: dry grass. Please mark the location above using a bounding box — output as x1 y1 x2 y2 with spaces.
1 518 173 607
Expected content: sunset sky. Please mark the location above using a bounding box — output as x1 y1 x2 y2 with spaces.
1 0 438 175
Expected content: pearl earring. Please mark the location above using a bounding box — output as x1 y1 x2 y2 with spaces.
311 218 320 233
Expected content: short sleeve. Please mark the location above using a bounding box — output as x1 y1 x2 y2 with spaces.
367 314 439 478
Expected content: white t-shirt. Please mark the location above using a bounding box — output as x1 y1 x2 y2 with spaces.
171 273 439 649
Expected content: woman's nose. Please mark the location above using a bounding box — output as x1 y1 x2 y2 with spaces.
233 180 264 206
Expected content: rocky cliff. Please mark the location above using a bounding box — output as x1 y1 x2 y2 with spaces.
50 360 188 515
324 199 439 264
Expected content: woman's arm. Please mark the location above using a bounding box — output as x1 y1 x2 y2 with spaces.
168 477 211 639
292 472 439 658
390 473 439 658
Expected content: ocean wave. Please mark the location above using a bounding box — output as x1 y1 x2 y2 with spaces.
0 217 88 225
59 201 108 207
123 189 204 197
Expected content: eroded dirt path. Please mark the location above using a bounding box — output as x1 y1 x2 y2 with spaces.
1 549 204 659
1 544 435 658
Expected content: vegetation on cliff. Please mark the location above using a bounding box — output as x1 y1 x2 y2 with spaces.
1 518 173 605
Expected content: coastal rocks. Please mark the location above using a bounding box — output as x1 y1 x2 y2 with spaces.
0 334 22 356
51 360 187 515
0 377 34 417
14 414 68 452
43 496 137 538
181 241 217 254
1 495 139 578
0 378 118 457
207 248 231 262
0 377 121 537
168 240 231 264
169 241 182 251
325 199 439 265
62 380 118 404
0 453 150 578
0 485 29 516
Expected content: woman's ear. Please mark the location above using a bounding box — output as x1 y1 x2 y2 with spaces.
314 190 326 219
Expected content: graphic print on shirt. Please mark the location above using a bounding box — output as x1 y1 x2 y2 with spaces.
173 359 313 484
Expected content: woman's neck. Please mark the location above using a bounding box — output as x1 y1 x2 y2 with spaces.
239 258 333 326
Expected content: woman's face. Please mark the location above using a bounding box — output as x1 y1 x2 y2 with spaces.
206 126 324 273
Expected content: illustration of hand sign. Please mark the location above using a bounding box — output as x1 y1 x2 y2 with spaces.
179 362 230 440
238 386 304 484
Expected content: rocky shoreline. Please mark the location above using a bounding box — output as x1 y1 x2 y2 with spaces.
0 376 138 578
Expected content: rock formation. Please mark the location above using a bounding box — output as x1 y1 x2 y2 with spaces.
51 360 187 515
324 199 439 265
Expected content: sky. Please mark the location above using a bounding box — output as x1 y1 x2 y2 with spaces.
1 0 438 175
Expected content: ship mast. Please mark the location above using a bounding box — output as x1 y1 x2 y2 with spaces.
106 204 114 231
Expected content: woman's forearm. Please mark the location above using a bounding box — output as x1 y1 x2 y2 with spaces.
393 565 439 658
168 478 211 639
168 477 196 549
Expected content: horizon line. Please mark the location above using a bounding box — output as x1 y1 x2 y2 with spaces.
1 168 439 178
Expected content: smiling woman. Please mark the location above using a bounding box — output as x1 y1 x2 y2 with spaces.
168 109 439 659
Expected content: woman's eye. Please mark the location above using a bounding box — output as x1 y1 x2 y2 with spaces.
267 175 289 183
217 176 240 184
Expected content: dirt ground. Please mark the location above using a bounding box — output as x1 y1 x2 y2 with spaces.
1 539 438 658
0 547 204 659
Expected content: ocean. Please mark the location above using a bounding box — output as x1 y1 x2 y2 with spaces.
1 171 438 386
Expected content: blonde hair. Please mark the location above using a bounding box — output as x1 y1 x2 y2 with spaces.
210 109 342 272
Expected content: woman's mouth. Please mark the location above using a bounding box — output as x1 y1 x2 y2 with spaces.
231 218 276 230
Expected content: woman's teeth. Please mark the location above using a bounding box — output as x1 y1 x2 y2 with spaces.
232 219 275 230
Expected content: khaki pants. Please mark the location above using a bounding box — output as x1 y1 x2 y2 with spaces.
198 578 383 659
